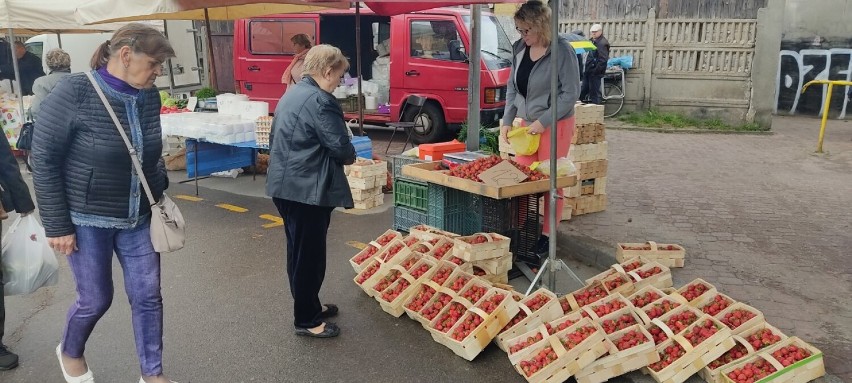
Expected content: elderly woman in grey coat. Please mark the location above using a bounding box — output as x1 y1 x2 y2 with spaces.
30 48 72 118
267 44 356 338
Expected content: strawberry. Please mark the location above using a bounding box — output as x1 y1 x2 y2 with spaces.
601 314 638 334
524 294 552 312
406 285 436 312
431 242 454 260
631 291 661 308
708 343 748 369
509 332 544 354
621 260 644 272
665 311 699 334
410 263 432 279
747 328 782 350
645 299 680 320
771 345 811 367
683 319 719 346
604 275 630 291
448 275 470 292
372 270 401 292
353 245 379 265
727 359 777 383
518 346 558 377
636 266 663 279
355 262 381 285
721 309 757 330
649 344 686 371
377 233 396 246
591 300 627 317
431 267 453 284
461 284 488 304
681 282 709 301
420 293 452 320
400 256 418 271
433 302 467 333
700 294 732 316
558 297 571 314
381 279 411 302
451 313 484 341
501 311 529 333
560 326 597 350
573 286 608 307
476 293 505 314
615 329 648 351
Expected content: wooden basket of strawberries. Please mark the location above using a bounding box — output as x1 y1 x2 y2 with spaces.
584 256 649 285
627 286 668 311
440 288 519 361
513 318 610 383
626 261 673 291
699 322 788 383
561 280 611 313
348 230 403 272
672 278 718 308
376 270 419 317
575 324 660 383
353 258 390 297
408 224 459 241
720 337 824 383
636 293 689 326
715 302 766 336
616 241 685 268
496 289 564 351
452 232 511 262
644 315 736 383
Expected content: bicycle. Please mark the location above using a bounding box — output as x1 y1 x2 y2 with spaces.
601 67 625 118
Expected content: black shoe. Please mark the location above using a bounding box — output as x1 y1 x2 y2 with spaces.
0 344 19 370
319 304 339 319
532 235 550 255
295 322 340 338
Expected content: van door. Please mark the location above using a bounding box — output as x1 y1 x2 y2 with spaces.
236 16 319 112
401 15 470 126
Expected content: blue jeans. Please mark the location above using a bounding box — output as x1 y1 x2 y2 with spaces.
61 224 164 376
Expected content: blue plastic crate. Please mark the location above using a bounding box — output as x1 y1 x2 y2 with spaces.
394 206 429 232
352 135 373 159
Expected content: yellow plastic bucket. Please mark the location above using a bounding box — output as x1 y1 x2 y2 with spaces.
507 127 540 155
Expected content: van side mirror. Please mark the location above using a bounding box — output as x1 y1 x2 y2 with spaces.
448 40 468 62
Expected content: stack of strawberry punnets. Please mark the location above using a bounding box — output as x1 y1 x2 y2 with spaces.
497 289 564 351
452 232 512 284
345 158 387 209
512 317 610 383
700 323 788 383
720 337 824 383
644 314 736 383
616 241 686 268
575 324 660 383
563 103 607 219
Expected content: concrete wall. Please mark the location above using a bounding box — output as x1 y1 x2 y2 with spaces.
776 0 852 118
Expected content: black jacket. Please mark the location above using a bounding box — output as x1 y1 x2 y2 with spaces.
266 76 356 208
32 72 168 237
16 52 45 96
0 133 34 215
584 35 610 76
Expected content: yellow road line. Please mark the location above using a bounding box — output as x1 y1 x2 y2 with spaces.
174 195 204 202
260 214 284 228
346 241 368 250
216 203 249 213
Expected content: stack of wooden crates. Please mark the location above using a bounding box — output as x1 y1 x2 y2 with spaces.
345 159 387 210
562 103 608 219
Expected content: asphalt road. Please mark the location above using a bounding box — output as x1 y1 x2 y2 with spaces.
3 178 585 383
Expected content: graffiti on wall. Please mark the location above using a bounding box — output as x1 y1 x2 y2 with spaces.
776 47 852 118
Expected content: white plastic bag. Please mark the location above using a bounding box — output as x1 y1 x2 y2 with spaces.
534 158 577 177
2 215 59 296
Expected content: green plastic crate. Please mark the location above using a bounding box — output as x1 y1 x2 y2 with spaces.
394 206 429 232
394 179 429 211
426 184 481 235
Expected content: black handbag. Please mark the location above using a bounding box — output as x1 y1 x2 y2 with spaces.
16 121 33 150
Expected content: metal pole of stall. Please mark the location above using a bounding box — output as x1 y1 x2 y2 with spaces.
356 2 364 135
56 33 63 49
203 8 218 90
466 5 482 151
547 0 560 292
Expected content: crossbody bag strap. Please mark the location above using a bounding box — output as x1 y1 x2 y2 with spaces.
84 71 158 207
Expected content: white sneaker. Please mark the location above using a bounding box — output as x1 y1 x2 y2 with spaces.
56 344 94 383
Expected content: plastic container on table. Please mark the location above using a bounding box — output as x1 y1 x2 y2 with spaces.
418 140 466 161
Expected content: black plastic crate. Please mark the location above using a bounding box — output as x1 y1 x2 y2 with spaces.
476 195 543 261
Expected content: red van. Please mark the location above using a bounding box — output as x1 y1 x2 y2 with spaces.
233 7 513 143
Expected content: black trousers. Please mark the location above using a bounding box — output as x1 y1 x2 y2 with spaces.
580 72 603 104
273 198 334 329
0 222 5 344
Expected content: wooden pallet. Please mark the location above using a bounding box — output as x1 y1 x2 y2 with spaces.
565 177 607 198
575 325 660 383
720 337 825 383
568 141 608 162
565 194 607 216
574 103 605 125
575 160 608 181
617 241 686 268
572 123 606 145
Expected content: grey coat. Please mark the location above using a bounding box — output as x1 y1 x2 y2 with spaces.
502 37 580 128
266 76 356 208
30 70 71 118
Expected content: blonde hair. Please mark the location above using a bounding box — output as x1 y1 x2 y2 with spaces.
90 23 175 69
514 0 552 46
301 44 349 78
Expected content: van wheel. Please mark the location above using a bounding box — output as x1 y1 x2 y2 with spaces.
405 102 447 144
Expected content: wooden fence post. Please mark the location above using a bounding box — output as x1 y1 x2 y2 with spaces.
642 8 657 110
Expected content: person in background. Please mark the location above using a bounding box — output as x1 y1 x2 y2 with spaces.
32 23 175 383
12 42 45 96
281 33 313 86
0 130 36 372
579 24 609 104
501 0 580 256
30 49 72 118
267 44 356 338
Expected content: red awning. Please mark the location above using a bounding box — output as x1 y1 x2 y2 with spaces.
363 1 523 16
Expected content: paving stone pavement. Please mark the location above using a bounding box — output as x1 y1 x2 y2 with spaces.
561 116 852 381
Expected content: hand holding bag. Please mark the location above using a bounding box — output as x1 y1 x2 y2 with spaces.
2 215 60 296
85 72 186 253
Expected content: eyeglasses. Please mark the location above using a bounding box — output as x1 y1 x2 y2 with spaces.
515 27 532 36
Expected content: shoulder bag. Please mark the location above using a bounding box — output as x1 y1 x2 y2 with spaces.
84 72 185 253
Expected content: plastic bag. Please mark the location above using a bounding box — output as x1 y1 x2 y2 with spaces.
533 158 577 177
607 55 633 70
2 215 59 296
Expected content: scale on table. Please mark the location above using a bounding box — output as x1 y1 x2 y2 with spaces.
441 151 490 169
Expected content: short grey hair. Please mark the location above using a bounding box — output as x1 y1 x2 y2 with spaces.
301 44 349 78
45 49 71 71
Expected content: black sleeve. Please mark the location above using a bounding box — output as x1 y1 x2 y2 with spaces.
597 40 610 74
0 133 35 214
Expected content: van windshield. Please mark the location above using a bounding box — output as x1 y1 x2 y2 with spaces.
25 42 44 59
462 15 513 70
